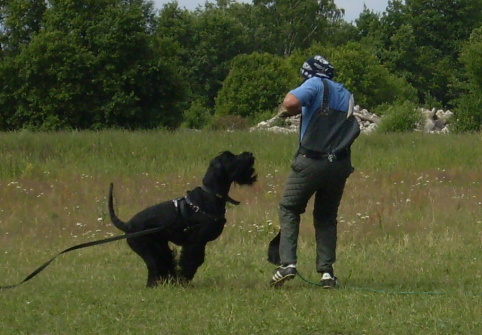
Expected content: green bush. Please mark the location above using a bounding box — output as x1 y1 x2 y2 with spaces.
181 100 213 129
215 52 296 122
452 94 482 133
376 101 422 133
453 27 482 133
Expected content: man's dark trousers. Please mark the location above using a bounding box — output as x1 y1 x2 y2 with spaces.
278 152 353 274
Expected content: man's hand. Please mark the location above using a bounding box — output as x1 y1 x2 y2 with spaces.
277 104 290 119
277 93 301 118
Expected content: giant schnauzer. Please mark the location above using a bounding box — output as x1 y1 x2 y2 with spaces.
108 151 257 287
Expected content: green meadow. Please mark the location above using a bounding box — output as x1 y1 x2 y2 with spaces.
1 130 481 335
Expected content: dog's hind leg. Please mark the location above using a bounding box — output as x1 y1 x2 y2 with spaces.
127 237 160 287
152 241 177 283
128 237 174 287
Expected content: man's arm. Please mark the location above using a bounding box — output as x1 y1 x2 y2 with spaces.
278 93 301 118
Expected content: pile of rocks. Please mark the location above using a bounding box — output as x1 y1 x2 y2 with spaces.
419 108 454 133
251 106 454 134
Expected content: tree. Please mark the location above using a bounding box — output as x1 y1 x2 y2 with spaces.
378 0 406 44
377 0 482 107
215 52 296 121
0 0 186 130
459 27 482 91
0 0 46 54
453 27 482 132
157 2 253 110
354 5 382 40
252 0 344 56
0 0 47 128
406 0 481 55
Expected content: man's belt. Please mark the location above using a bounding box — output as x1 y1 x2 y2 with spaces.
298 147 350 162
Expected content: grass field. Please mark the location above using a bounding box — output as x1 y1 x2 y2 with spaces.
1 130 481 335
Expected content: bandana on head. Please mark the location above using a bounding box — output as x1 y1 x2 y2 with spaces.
300 55 335 80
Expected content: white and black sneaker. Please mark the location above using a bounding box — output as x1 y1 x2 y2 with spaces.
320 272 338 289
270 264 297 287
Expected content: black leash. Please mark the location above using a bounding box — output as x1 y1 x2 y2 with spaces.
0 226 165 290
295 271 481 296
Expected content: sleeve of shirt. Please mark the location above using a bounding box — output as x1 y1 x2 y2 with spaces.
289 78 322 107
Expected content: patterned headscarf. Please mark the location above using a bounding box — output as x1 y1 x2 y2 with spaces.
300 55 335 80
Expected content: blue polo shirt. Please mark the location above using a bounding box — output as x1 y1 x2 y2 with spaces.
290 77 351 140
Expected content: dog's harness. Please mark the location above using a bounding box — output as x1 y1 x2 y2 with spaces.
172 185 240 230
172 196 225 223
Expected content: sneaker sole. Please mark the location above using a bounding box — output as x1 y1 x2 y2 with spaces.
270 273 296 287
321 280 339 289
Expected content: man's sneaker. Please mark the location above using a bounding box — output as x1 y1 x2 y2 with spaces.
270 264 297 287
320 272 338 289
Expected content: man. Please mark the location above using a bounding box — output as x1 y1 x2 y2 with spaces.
268 55 360 288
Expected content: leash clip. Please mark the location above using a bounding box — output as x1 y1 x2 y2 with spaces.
327 154 336 162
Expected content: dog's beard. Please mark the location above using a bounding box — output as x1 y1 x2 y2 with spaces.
231 153 257 186
229 162 257 186
234 168 257 185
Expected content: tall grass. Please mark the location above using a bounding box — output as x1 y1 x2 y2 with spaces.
1 130 481 334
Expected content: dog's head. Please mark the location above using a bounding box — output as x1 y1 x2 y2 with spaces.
203 151 257 188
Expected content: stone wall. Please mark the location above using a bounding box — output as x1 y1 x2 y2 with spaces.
251 106 454 134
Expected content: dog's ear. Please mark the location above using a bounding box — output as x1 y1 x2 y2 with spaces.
203 153 230 186
218 151 235 159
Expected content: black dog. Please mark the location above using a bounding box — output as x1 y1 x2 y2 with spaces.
108 151 257 287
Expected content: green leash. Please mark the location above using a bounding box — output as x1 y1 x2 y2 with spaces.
296 272 481 296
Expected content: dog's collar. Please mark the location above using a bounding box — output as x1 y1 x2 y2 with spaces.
201 185 240 205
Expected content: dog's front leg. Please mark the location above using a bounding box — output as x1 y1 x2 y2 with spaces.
178 243 207 282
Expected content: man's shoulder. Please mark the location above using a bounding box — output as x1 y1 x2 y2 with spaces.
317 78 346 93
327 79 346 89
323 79 351 96
305 77 323 84
301 77 324 89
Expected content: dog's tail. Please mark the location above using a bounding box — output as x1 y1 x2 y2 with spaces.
108 183 132 233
